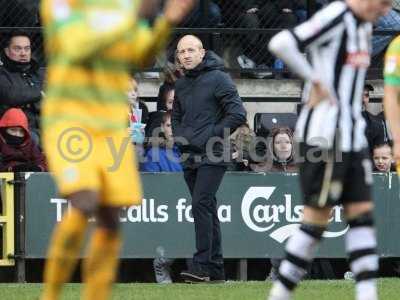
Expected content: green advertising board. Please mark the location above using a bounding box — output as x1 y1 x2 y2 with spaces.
24 172 400 259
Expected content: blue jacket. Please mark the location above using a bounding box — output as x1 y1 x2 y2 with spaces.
140 146 182 172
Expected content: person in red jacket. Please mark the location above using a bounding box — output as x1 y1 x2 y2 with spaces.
0 108 47 172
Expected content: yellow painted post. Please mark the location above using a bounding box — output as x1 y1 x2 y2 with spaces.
0 173 14 266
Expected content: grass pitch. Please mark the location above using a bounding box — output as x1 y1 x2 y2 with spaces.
0 279 399 300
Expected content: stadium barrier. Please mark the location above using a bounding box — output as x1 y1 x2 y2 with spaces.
6 171 400 280
19 172 400 257
0 173 14 266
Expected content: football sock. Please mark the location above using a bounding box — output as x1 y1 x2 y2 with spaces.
82 228 122 300
346 212 378 300
269 223 325 300
41 208 88 300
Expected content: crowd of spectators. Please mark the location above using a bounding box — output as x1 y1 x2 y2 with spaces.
0 0 398 286
0 0 396 171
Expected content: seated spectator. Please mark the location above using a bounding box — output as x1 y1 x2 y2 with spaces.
128 78 149 125
0 31 43 144
0 0 38 27
229 123 265 171
362 84 386 155
250 127 297 172
128 79 148 149
372 6 400 57
157 84 175 112
157 56 184 111
0 108 46 172
373 143 395 172
141 110 183 283
224 0 304 78
141 111 182 172
180 0 221 28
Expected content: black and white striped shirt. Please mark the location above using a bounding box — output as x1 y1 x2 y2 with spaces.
269 1 372 152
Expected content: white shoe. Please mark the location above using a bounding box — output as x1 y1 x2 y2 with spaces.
153 257 173 284
237 54 256 69
268 281 292 300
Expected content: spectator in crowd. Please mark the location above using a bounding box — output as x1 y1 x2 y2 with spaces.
250 127 297 173
223 0 304 76
372 5 400 57
229 124 253 171
128 79 148 148
172 35 246 283
0 108 46 172
128 78 149 125
0 0 38 27
0 31 43 144
362 84 387 155
141 111 182 172
157 54 184 111
180 0 221 28
228 123 266 171
140 110 183 283
157 84 175 112
373 143 395 172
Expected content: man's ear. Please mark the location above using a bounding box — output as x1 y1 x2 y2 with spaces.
4 47 9 57
200 48 206 59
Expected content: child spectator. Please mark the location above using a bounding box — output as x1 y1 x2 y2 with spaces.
141 110 182 283
0 108 46 172
157 85 175 112
141 111 182 172
373 143 395 172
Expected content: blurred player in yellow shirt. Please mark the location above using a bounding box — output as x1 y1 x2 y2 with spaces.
40 1 195 299
384 35 400 174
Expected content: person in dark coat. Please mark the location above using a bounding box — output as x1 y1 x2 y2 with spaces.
0 31 44 144
172 35 246 283
0 108 47 172
362 84 387 156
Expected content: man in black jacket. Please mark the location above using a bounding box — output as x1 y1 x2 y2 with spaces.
0 31 43 143
172 35 246 283
362 84 387 155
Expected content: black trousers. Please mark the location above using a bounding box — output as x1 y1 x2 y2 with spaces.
183 164 226 276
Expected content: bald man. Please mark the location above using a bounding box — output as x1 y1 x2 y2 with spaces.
172 35 246 283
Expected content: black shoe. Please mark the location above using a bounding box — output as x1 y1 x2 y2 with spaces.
209 277 226 284
209 264 225 283
181 269 210 283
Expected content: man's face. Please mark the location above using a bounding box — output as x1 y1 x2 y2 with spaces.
177 36 205 70
5 36 31 63
355 0 392 22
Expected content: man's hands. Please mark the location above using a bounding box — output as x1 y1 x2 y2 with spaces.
307 81 333 108
164 0 197 25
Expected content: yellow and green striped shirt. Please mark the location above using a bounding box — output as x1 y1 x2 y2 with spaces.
384 35 400 86
41 0 172 130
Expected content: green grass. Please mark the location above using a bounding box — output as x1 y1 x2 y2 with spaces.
0 279 399 300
